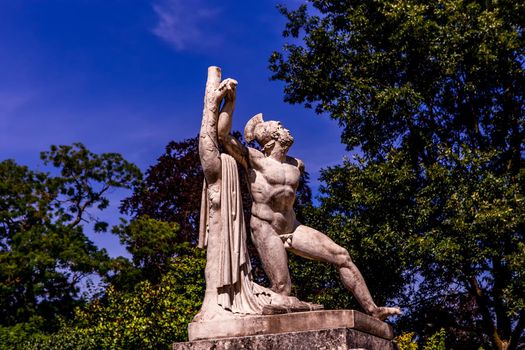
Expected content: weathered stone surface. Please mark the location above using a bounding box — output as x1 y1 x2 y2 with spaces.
173 327 395 350
188 310 393 341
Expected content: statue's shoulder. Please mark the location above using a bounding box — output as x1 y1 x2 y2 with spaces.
286 156 305 172
247 147 265 168
247 147 264 159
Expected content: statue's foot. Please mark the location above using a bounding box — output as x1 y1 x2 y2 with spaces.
370 306 402 321
262 294 324 315
308 302 324 311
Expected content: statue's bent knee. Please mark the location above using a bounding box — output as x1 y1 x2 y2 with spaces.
335 248 352 267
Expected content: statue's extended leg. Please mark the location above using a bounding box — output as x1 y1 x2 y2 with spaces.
287 225 401 320
250 216 292 295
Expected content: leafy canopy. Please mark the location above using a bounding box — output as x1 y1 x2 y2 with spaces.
0 143 141 334
72 247 205 350
271 0 524 349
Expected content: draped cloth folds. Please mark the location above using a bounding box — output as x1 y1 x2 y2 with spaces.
198 153 272 314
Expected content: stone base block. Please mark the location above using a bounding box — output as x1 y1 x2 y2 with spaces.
173 327 395 350
188 310 392 341
174 310 396 350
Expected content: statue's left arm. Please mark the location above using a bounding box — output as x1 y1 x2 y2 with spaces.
297 158 305 173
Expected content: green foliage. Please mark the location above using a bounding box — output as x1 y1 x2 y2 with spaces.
120 137 203 244
110 216 182 289
423 329 446 350
396 332 419 350
271 0 524 348
0 321 41 350
25 326 98 350
0 143 141 339
316 145 525 348
17 247 204 350
270 0 524 160
75 248 206 349
396 329 446 350
400 147 524 348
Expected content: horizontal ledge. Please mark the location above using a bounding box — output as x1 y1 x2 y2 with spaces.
188 309 393 341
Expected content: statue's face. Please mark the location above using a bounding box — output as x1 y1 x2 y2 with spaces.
267 121 294 148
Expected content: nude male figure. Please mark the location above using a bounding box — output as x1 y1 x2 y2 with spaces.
217 79 401 320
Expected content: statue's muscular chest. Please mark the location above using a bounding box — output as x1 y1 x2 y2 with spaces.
251 158 300 189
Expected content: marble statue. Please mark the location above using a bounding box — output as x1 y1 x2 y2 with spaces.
194 66 400 323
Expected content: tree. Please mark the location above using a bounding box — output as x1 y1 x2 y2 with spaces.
0 143 141 335
121 137 202 244
271 1 524 349
17 247 205 350
110 216 184 290
288 152 412 311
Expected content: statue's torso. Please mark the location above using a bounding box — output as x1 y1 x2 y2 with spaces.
248 153 300 234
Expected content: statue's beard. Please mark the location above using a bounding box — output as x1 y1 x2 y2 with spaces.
278 134 294 148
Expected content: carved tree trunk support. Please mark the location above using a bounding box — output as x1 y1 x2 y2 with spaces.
196 67 223 320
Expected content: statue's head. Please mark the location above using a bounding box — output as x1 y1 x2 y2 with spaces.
244 114 294 152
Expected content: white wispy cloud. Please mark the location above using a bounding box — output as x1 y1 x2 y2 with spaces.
151 0 222 51
0 91 33 116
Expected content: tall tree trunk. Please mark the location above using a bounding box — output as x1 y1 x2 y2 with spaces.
467 276 507 350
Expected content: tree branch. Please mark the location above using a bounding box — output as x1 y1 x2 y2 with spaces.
68 185 109 228
509 310 525 350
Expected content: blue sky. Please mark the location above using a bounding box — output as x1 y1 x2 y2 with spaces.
0 0 347 257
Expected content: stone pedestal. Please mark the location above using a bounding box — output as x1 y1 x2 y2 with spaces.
173 310 396 350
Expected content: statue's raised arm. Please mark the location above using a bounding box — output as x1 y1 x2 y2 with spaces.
216 81 249 170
